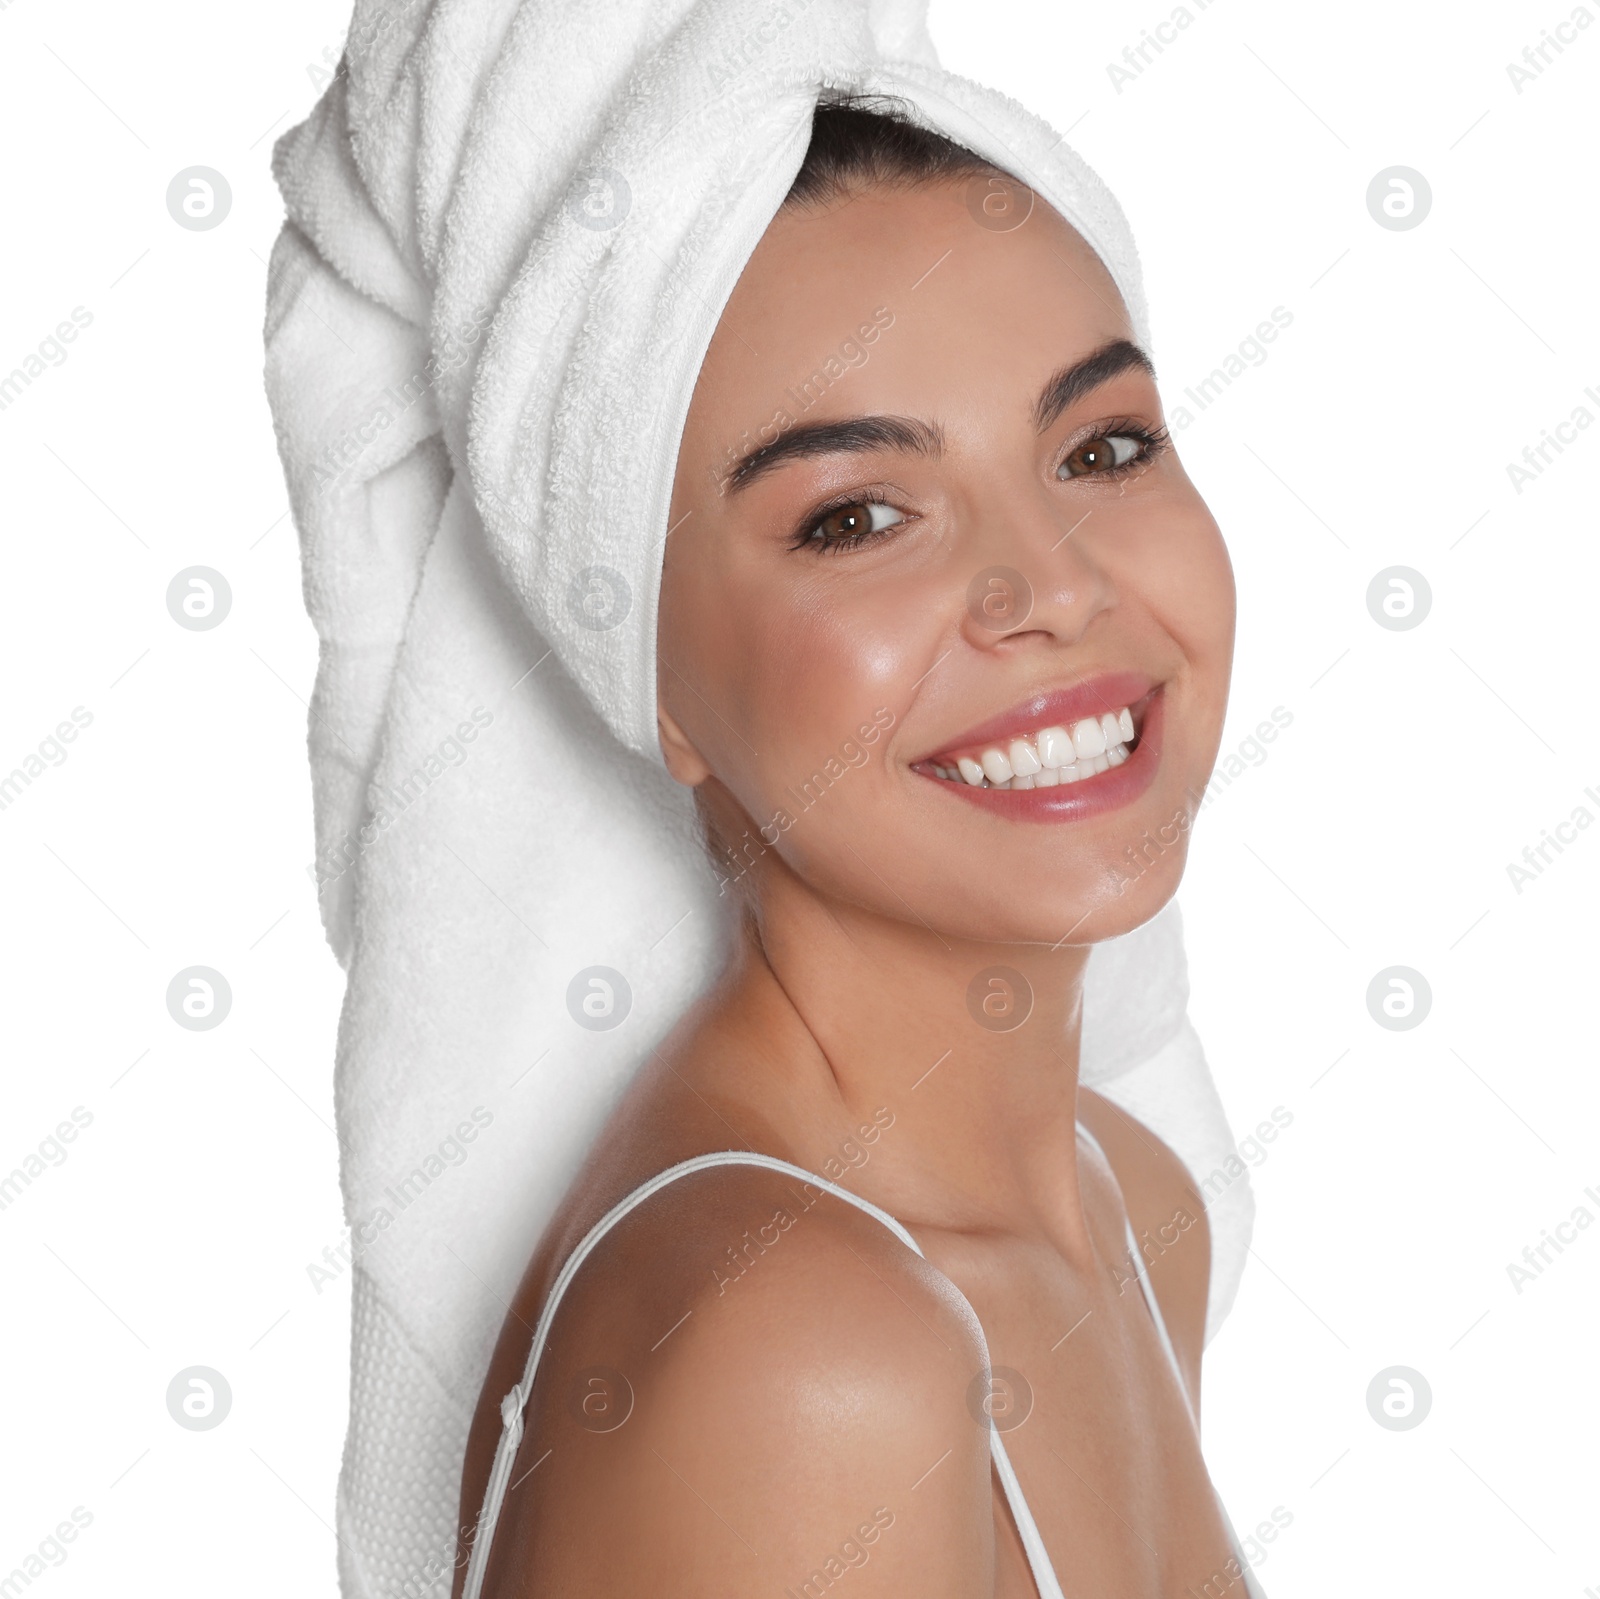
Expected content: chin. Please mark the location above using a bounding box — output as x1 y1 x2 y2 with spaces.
929 843 1189 950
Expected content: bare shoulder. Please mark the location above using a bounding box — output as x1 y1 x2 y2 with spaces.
1076 1087 1211 1386
476 1161 995 1597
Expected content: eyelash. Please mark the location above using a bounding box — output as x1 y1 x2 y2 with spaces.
788 418 1171 555
788 489 908 556
1055 417 1171 482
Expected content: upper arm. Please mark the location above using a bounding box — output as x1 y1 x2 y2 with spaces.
478 1170 996 1597
1077 1087 1211 1403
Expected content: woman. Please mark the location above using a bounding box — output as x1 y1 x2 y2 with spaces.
453 99 1249 1598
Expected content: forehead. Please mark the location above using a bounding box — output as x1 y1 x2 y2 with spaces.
682 181 1136 449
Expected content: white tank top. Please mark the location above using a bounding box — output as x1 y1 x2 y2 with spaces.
460 1134 1267 1599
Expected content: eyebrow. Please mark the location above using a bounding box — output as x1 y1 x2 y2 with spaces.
721 337 1157 494
724 415 943 494
1032 338 1156 432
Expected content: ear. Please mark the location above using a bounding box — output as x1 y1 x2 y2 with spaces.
656 697 713 787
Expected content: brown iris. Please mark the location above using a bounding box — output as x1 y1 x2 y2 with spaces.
814 504 875 542
1061 436 1126 476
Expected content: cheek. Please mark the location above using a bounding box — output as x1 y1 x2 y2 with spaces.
1117 502 1235 675
663 543 938 819
728 587 919 799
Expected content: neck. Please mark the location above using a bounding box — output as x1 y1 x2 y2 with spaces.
706 859 1096 1254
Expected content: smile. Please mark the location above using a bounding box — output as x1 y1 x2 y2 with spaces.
910 673 1165 824
925 703 1139 788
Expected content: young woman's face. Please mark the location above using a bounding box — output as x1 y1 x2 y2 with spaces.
658 177 1235 946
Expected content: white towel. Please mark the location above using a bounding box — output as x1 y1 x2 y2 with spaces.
263 3 1254 1595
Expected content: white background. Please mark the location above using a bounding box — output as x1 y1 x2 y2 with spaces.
1 0 1595 1594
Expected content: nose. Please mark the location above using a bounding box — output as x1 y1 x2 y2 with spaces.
954 489 1119 654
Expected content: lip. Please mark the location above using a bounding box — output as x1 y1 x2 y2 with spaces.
913 670 1159 765
916 682 1166 825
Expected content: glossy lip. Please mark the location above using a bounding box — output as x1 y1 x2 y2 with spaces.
912 670 1158 766
916 684 1166 825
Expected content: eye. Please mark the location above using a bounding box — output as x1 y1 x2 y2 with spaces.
1058 432 1148 478
798 498 909 552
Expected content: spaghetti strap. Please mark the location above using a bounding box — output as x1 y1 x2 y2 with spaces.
1076 1123 1269 1599
459 1142 1264 1599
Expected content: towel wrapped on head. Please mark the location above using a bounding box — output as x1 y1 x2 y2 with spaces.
264 2 1253 1593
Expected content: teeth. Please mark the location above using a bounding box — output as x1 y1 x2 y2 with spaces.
1071 717 1107 761
1007 738 1042 777
980 747 1014 784
1036 726 1074 769
929 701 1140 789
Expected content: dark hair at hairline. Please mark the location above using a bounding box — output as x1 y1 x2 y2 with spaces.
783 91 1006 208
